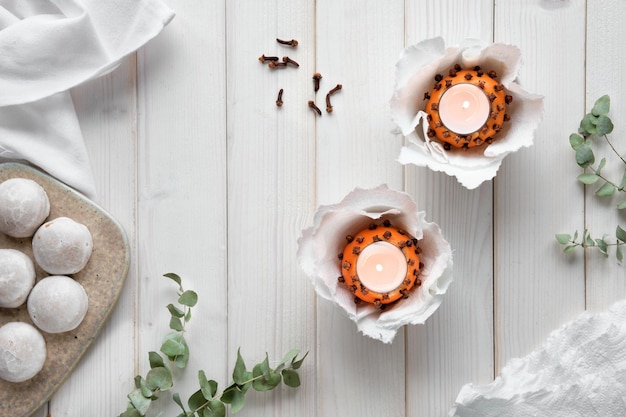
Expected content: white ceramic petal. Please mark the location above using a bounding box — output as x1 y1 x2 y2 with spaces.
297 185 453 343
391 37 544 189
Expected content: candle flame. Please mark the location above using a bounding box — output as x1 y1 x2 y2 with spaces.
462 100 470 109
376 264 384 272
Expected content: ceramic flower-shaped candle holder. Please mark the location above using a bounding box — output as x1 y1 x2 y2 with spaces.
390 37 544 189
297 185 452 343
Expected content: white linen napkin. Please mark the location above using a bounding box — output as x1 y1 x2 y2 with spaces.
450 300 626 417
0 0 175 198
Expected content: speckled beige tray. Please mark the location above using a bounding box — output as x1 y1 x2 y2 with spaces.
0 163 130 417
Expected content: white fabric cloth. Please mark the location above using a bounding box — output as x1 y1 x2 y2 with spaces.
450 300 626 417
0 0 175 198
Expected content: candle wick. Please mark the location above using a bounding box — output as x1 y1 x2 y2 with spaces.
462 100 470 109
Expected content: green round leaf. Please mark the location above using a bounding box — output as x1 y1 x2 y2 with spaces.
579 113 598 136
595 115 614 135
221 387 245 414
205 400 226 417
128 389 152 416
564 245 577 253
591 95 610 116
178 290 198 307
148 351 165 369
169 316 184 331
575 143 595 168
577 173 599 185
555 234 571 245
596 182 616 197
569 133 584 150
618 200 626 210
146 366 173 391
617 225 626 243
281 369 301 387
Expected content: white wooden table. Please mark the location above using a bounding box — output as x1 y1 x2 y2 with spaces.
35 0 626 415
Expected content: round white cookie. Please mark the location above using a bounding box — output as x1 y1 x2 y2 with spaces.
0 322 46 382
32 217 93 275
0 178 50 238
0 249 36 308
27 275 88 334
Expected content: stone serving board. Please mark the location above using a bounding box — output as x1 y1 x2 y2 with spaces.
0 163 130 417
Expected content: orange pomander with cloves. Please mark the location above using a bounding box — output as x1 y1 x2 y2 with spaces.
424 64 513 149
337 220 423 309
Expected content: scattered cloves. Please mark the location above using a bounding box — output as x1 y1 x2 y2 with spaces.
312 72 322 92
268 61 287 69
276 88 284 107
282 56 299 67
276 38 298 47
258 54 279 63
325 84 342 113
308 100 322 116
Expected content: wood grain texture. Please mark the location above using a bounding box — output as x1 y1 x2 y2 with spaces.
226 1 317 416
315 1 406 416
585 0 626 311
493 0 586 368
136 1 229 415
49 60 137 416
43 1 626 417
403 2 496 416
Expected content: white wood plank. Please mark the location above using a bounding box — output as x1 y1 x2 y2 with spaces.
49 60 138 415
403 2 496 416
315 1 406 416
225 1 317 416
493 0 586 368
585 0 626 311
136 1 229 415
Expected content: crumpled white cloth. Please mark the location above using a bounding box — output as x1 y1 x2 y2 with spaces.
450 300 626 417
0 0 175 198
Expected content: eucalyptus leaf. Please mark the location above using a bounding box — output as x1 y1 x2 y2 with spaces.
167 303 185 318
596 115 614 135
198 370 218 400
591 95 610 116
161 332 187 357
617 245 624 263
128 389 152 416
137 376 154 398
179 290 198 307
618 200 626 210
577 173 599 185
120 410 142 417
596 239 609 256
596 182 616 197
205 400 226 417
579 113 598 136
619 169 626 191
252 366 281 391
164 273 183 289
280 349 300 367
221 387 245 414
617 225 626 243
173 392 186 412
188 389 207 412
146 367 173 391
569 133 584 150
575 142 595 168
291 351 309 370
149 351 165 369
281 369 301 387
232 349 249 385
564 245 577 253
170 317 184 331
597 157 607 175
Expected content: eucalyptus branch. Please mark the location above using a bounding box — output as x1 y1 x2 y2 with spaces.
119 274 307 417
557 95 626 262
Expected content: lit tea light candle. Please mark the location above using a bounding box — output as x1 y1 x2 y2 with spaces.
356 242 407 293
339 222 423 308
439 83 490 134
424 67 511 149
